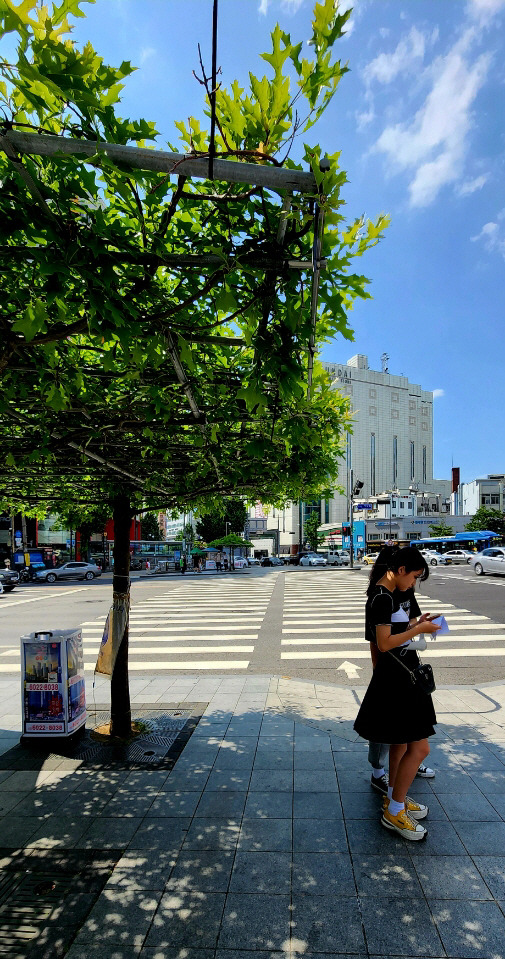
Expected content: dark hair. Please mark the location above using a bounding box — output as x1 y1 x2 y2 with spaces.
367 545 429 594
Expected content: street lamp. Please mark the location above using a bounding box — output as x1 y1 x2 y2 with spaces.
225 522 231 536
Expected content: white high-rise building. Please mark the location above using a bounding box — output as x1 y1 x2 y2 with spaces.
248 354 450 556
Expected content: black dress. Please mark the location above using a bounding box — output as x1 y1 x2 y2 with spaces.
353 585 437 745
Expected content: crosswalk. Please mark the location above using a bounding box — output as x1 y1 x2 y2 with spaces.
77 577 278 672
280 571 505 664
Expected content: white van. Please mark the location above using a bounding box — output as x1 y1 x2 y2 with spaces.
326 550 350 566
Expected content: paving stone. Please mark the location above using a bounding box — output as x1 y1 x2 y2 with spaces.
339 789 382 820
141 950 213 959
103 792 157 818
75 816 143 849
212 747 256 770
434 790 501 821
471 769 505 793
195 790 247 818
454 744 505 771
294 768 338 792
293 819 348 854
128 817 190 851
145 891 226 949
352 854 423 898
237 818 292 852
454 820 505 856
473 856 505 899
412 855 492 899
292 852 355 896
294 751 337 770
183 818 241 851
430 898 505 958
428 769 483 795
409 819 468 856
229 851 291 894
26 814 91 848
293 791 342 820
205 767 253 791
78 888 161 947
0 789 48 815
0 814 44 847
146 791 201 818
218 893 291 951
344 818 411 857
291 894 365 954
335 768 371 792
253 746 294 770
249 768 293 792
61 941 141 959
360 897 444 956
166 850 235 892
160 768 212 791
244 791 293 819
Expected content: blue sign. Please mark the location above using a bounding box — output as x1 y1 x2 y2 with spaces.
342 520 365 551
355 503 373 510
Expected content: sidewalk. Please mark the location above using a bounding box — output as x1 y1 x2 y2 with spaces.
2 673 505 958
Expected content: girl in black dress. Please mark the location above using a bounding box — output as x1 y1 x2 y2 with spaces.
354 546 441 840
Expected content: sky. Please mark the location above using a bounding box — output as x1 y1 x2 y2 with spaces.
9 0 505 483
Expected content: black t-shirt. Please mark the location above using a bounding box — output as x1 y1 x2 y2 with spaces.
365 584 421 646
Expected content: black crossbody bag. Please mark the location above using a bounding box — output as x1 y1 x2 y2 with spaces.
388 648 436 695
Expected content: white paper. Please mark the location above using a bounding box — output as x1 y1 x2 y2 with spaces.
431 615 450 635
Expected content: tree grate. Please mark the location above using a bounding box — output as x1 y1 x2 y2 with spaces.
3 703 207 771
0 849 122 958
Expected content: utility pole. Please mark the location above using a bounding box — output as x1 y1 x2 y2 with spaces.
349 469 354 568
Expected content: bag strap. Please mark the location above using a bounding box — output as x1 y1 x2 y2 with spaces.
386 648 418 682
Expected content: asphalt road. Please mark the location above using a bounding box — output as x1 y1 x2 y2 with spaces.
1 563 504 687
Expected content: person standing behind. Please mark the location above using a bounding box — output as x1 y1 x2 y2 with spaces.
354 546 441 841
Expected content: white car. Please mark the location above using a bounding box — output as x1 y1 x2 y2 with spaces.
299 553 327 567
233 557 248 569
327 550 350 566
470 548 505 576
246 557 261 567
443 549 474 564
419 550 450 566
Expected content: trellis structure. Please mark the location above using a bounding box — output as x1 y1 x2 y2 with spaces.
0 0 388 734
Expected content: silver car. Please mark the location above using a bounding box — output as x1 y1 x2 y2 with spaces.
470 548 505 576
299 553 327 567
443 549 474 564
420 550 449 566
34 561 102 583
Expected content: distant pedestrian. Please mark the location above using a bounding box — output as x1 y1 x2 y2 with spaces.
180 555 187 575
354 545 441 841
145 559 150 571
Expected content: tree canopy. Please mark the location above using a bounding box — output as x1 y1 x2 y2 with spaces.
465 507 505 538
0 0 389 521
195 498 248 542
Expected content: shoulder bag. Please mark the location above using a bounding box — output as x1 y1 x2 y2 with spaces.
388 649 436 695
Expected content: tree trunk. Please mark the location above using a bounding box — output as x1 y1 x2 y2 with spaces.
110 493 132 738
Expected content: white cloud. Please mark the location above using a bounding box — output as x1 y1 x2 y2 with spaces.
471 214 505 257
364 27 426 85
379 27 390 39
467 0 505 24
373 29 491 207
457 173 489 195
356 106 375 129
139 46 156 65
432 389 445 399
258 0 304 14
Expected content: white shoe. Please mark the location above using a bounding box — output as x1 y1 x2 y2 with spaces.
416 763 435 779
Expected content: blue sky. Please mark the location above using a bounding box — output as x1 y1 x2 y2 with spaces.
23 1 505 482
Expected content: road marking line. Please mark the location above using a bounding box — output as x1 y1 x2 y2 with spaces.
0 587 89 608
281 635 505 646
280 648 505 660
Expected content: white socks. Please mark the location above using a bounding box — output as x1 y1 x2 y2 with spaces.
372 767 386 778
388 798 405 816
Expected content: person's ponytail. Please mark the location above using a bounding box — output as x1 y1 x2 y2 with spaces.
367 546 398 594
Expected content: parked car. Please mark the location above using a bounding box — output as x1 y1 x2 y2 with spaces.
261 556 285 567
34 561 102 583
247 557 261 567
326 550 350 566
419 550 450 566
362 553 378 565
232 557 248 569
470 548 505 576
0 568 19 593
299 553 327 567
443 549 474 564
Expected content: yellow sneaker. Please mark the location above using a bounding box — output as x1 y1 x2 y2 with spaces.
382 795 428 820
381 806 427 840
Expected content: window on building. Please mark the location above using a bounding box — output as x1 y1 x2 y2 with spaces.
409 416 416 426
481 494 491 505
346 433 352 470
370 433 376 495
391 409 399 419
410 441 415 481
422 445 427 485
409 400 416 411
491 494 500 506
369 388 376 399
393 436 398 485
324 500 330 523
392 392 399 403
369 406 377 416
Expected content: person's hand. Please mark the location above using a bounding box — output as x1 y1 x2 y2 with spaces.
418 612 433 623
422 620 441 635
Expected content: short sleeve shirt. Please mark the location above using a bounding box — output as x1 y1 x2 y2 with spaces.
365 585 421 646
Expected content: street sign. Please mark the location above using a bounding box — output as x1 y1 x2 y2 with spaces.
354 503 373 510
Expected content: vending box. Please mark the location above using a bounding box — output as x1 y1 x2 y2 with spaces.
21 629 86 737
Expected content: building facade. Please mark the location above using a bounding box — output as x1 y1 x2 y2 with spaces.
452 474 505 516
